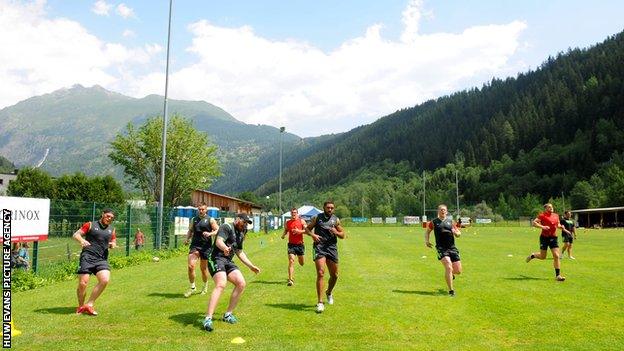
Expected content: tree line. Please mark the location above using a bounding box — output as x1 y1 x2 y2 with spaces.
256 31 624 216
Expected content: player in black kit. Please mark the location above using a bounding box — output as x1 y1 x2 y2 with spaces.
73 208 118 316
424 204 462 297
305 201 345 313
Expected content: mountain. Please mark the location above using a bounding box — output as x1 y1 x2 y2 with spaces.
0 155 15 173
255 31 624 209
0 85 302 192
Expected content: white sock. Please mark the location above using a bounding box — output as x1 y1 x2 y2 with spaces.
191 283 196 289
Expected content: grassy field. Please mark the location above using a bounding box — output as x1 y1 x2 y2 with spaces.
10 226 624 350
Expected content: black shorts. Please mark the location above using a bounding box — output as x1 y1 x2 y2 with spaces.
77 252 110 275
562 233 574 244
436 247 460 262
540 236 559 250
287 243 305 256
207 256 239 277
189 244 212 260
313 244 338 263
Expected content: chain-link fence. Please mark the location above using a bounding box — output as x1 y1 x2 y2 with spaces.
30 200 176 274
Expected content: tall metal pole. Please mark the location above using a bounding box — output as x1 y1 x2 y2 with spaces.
422 171 426 217
455 169 460 219
157 0 173 250
279 127 285 216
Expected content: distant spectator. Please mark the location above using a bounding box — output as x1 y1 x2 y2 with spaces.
134 228 145 250
15 242 30 270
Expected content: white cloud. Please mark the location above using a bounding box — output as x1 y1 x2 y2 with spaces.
116 3 135 19
122 29 135 38
91 0 111 16
0 0 160 108
1 0 528 138
129 1 527 137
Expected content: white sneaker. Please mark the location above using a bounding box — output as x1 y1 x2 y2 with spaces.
569 256 576 260
200 286 209 295
326 292 334 305
316 302 324 313
183 287 196 298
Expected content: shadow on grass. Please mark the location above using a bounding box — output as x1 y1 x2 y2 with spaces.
33 306 76 315
148 292 187 299
265 303 315 311
251 280 285 285
392 289 447 296
503 275 548 281
170 312 204 327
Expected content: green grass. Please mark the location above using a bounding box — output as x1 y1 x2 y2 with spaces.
10 226 624 350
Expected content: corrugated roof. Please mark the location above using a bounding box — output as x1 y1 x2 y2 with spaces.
571 206 624 213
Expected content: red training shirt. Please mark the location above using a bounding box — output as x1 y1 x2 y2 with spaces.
285 218 305 245
537 212 559 237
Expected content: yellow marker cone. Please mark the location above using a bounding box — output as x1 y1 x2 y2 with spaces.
10 320 22 337
231 337 246 344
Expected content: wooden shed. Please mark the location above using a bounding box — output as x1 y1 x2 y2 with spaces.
191 189 262 215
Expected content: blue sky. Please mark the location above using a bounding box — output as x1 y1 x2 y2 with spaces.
1 0 623 137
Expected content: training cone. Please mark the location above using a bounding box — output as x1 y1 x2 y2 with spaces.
10 320 22 337
231 337 246 344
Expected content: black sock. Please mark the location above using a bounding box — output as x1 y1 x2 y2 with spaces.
555 268 560 276
531 254 535 259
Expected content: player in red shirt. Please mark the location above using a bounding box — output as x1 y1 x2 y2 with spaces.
73 208 118 316
281 208 307 286
526 203 566 281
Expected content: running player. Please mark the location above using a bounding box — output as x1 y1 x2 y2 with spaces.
425 204 462 297
73 208 118 316
281 207 307 286
305 201 345 313
560 210 576 259
183 203 219 297
526 203 566 281
203 214 260 332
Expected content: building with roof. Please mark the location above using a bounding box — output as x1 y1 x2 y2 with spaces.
571 206 624 228
191 189 262 215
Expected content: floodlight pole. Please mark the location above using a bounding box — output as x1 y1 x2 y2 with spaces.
455 169 460 219
422 171 426 217
157 0 173 250
279 126 285 216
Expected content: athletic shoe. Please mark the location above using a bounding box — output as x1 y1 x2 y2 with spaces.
525 255 533 263
316 302 325 313
556 275 566 281
203 318 214 332
222 313 238 324
183 287 196 298
200 286 208 295
83 305 98 316
326 291 334 305
569 256 576 260
287 279 294 286
76 305 85 314
449 290 455 297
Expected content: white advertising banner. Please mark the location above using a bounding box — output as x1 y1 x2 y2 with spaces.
0 196 50 242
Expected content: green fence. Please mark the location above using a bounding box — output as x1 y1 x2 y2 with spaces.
30 200 176 274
